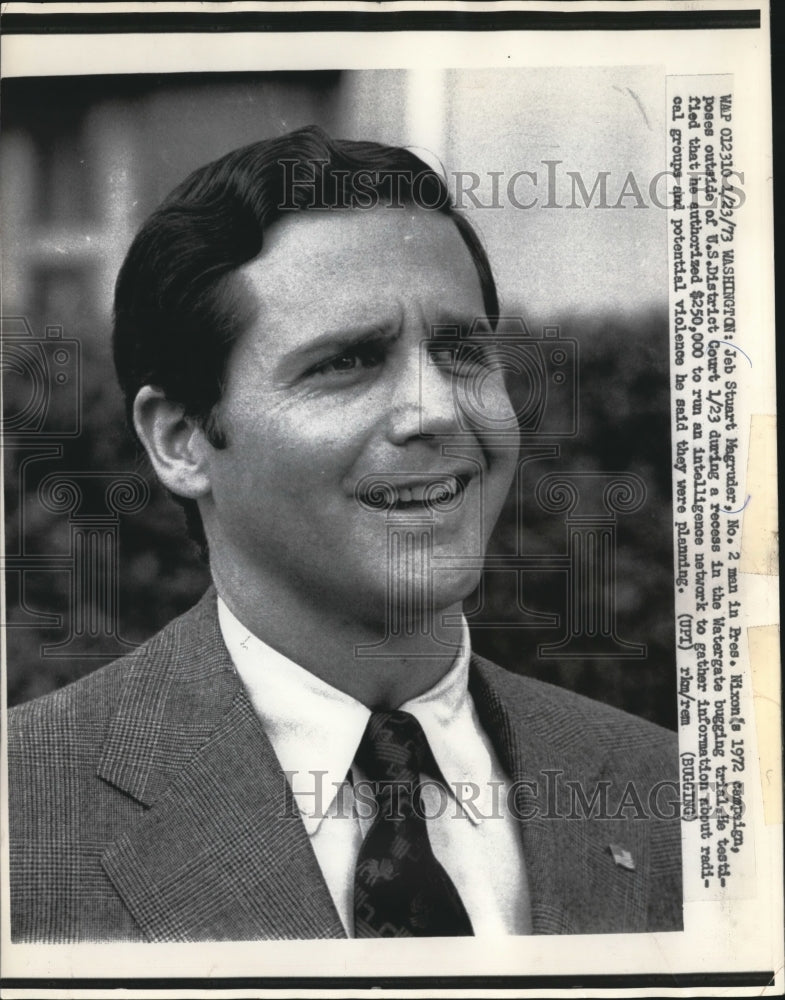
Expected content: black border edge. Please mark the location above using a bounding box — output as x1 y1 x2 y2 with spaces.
0 972 777 989
0 9 763 34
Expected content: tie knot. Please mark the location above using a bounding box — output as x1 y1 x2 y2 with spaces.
356 710 433 783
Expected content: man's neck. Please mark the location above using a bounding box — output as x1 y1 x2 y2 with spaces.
212 573 466 710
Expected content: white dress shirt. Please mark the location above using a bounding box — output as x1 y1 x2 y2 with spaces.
218 596 531 936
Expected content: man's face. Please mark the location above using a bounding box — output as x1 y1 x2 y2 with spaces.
201 207 518 625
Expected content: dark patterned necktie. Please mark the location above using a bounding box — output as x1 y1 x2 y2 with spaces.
353 710 474 937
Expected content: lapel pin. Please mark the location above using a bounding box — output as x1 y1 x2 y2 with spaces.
609 843 636 871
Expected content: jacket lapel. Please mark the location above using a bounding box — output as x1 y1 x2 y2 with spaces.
469 655 652 935
97 591 345 941
469 656 574 934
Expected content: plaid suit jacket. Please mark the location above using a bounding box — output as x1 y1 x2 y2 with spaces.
8 589 683 941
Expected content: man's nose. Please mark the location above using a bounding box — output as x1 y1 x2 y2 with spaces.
385 347 460 445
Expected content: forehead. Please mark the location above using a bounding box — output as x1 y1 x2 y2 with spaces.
239 207 485 328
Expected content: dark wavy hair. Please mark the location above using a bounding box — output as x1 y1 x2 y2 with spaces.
113 125 499 549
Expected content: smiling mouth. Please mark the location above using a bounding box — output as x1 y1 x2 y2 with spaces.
355 474 470 512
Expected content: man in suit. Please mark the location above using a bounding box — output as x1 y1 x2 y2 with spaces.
8 127 682 941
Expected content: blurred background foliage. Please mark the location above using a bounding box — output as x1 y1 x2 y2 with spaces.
474 308 675 727
3 71 676 727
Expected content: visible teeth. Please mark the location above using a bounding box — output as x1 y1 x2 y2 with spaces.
392 479 460 505
357 476 464 511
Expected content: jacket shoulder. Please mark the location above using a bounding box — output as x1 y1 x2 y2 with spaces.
9 652 136 759
6 591 229 942
7 593 213 758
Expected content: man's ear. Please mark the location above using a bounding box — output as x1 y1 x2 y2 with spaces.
133 386 213 500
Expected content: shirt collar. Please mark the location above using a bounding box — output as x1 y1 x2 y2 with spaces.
217 596 491 833
399 648 492 825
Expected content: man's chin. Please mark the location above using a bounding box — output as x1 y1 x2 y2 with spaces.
337 568 477 632
432 569 483 610
387 565 481 610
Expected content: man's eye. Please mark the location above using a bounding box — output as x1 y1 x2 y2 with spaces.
428 342 500 374
312 344 384 377
428 347 457 367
